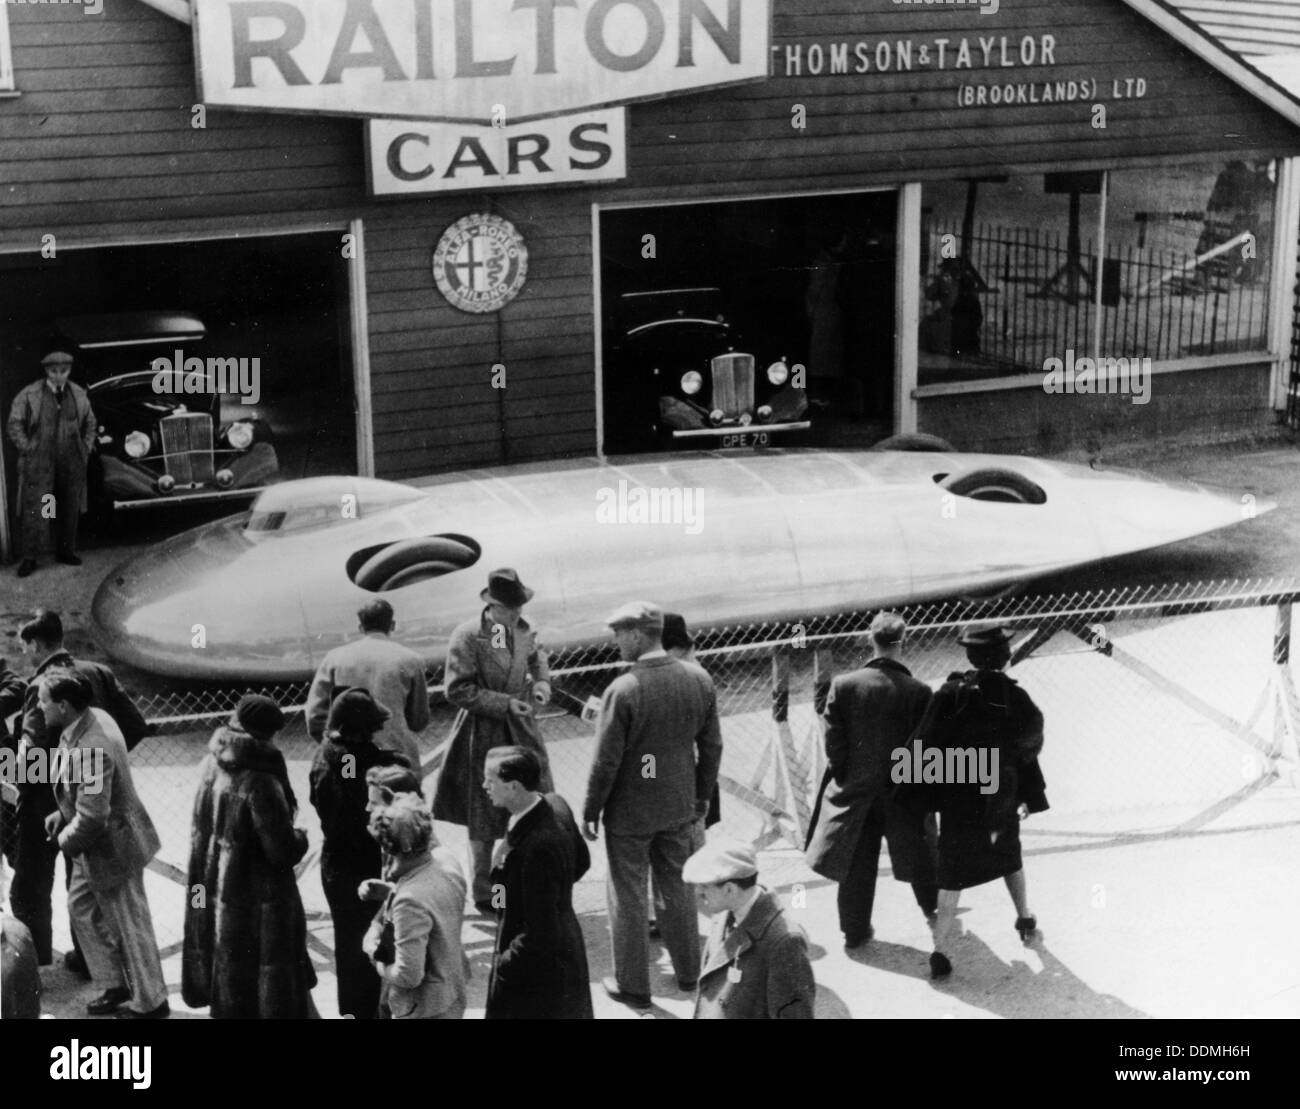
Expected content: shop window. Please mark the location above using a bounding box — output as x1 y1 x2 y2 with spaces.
919 162 1277 386
1 7 13 93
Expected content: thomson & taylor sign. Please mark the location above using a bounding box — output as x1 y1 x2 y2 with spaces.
193 0 772 123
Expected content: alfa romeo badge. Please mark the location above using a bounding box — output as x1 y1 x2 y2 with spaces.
432 213 529 314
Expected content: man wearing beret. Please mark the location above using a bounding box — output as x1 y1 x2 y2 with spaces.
583 601 722 1009
804 612 938 947
6 351 97 578
685 838 815 1019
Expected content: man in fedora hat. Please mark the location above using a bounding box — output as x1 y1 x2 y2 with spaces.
804 612 938 948
583 601 722 1009
432 568 554 913
684 837 815 1019
306 598 430 772
6 350 97 577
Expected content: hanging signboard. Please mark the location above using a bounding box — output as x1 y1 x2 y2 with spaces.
192 0 771 124
368 109 627 195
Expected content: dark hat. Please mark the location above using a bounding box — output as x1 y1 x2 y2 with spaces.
232 693 284 739
41 351 75 368
606 600 664 632
869 611 907 646
18 609 63 646
957 621 1014 647
662 612 694 651
327 687 391 738
480 567 534 607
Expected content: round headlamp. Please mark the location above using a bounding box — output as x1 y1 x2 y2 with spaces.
757 405 774 422
124 431 150 460
680 370 703 396
766 360 790 387
226 421 255 451
708 409 725 427
156 474 176 494
215 469 235 489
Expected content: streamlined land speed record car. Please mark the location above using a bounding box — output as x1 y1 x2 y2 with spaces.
90 446 1272 682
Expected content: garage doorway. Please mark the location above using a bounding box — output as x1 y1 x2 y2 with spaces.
598 190 897 455
0 231 358 549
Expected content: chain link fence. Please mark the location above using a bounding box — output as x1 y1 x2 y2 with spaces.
8 579 1300 956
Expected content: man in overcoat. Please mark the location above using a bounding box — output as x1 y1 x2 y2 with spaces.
305 599 430 772
6 350 97 577
483 745 592 1019
582 601 722 1009
41 670 168 1018
804 612 938 947
686 838 815 1020
432 568 553 912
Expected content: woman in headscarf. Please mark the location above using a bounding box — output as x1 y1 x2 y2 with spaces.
182 694 317 1018
899 623 1048 979
361 794 469 1020
309 688 411 1019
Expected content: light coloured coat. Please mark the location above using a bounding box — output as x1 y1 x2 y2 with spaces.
52 708 160 894
305 631 431 770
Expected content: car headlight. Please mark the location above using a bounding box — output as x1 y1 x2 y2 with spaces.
226 421 255 451
757 405 773 422
124 431 150 460
680 371 703 396
739 412 753 427
156 474 176 494
215 469 235 488
708 409 725 427
766 360 790 386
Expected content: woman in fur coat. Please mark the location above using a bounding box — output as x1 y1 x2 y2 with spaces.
182 695 317 1018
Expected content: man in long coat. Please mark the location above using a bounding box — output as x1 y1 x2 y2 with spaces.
432 568 552 912
483 745 592 1019
804 612 938 947
6 350 97 578
182 695 317 1019
41 671 167 1018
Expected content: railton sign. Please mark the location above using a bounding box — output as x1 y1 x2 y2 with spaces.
193 0 772 123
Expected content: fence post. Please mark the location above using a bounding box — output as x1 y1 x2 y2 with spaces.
813 647 834 716
1274 601 1291 665
1274 601 1300 785
771 647 790 723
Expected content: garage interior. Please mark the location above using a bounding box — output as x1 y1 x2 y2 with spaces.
599 190 899 453
0 231 356 542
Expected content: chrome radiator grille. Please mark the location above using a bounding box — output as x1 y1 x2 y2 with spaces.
710 352 755 418
159 413 215 486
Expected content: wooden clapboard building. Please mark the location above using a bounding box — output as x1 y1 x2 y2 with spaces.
3 0 1300 558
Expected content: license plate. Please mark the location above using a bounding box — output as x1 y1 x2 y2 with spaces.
720 431 770 449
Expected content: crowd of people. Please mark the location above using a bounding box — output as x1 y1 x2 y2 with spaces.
1 565 1049 1020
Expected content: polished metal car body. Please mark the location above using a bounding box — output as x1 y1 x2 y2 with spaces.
90 446 1271 682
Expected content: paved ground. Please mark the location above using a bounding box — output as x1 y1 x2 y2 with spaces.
6 428 1300 1019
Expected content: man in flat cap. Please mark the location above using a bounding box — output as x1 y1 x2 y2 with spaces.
804 612 938 948
685 837 815 1019
6 351 97 577
433 568 553 913
583 600 722 1009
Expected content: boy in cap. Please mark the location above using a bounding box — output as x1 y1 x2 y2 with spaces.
684 837 815 1019
804 611 938 947
583 601 722 1009
6 350 97 577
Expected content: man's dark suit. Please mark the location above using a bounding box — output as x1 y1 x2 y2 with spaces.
804 657 937 942
486 794 593 1020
